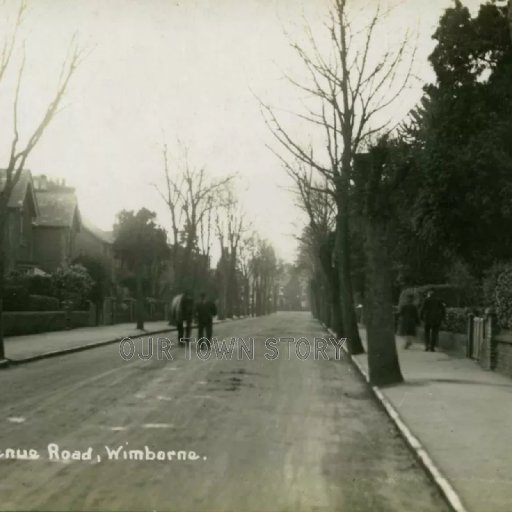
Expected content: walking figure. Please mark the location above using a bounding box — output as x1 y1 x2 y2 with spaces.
170 291 194 344
420 289 446 352
398 294 420 349
196 292 217 348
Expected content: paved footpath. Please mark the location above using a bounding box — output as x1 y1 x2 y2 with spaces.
0 313 448 512
2 321 173 362
353 328 512 512
2 319 236 363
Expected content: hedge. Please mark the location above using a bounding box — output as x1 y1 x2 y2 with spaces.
27 275 53 296
492 264 512 330
28 295 61 311
398 284 462 307
3 286 30 311
3 310 91 336
4 290 61 312
444 308 469 334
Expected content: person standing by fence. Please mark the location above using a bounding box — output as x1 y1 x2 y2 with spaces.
398 294 420 349
420 289 446 352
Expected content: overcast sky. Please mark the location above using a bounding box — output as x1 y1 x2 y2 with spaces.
0 0 483 263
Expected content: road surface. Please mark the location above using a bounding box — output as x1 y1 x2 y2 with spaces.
0 312 449 512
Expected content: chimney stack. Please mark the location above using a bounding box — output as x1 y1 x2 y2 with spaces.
34 174 48 191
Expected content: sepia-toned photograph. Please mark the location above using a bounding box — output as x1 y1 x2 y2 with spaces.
0 1 510 511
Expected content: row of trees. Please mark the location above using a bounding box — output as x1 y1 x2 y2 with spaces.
112 150 282 329
267 0 512 385
157 143 283 320
264 0 412 384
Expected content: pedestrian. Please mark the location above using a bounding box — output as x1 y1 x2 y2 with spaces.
398 293 420 349
169 295 179 327
171 290 194 344
181 290 194 344
196 292 217 348
420 289 446 352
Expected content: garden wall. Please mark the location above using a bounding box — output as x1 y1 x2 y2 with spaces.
494 331 512 378
3 311 93 336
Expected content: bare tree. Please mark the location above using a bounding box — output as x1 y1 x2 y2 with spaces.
198 195 214 263
239 232 256 316
262 0 414 382
215 189 247 318
249 237 279 316
0 3 82 356
289 163 344 336
158 143 233 294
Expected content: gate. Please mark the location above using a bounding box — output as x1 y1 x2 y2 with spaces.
471 316 486 360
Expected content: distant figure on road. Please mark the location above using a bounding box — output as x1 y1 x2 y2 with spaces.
170 291 194 344
420 289 446 352
398 294 420 350
196 292 217 347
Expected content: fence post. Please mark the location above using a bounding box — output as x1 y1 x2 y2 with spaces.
484 307 497 370
466 312 474 358
63 299 73 330
88 301 95 327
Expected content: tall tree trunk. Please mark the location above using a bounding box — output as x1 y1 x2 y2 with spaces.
0 251 5 359
0 212 7 359
225 258 234 318
136 266 144 330
335 207 364 354
226 254 237 317
364 219 403 386
309 282 315 317
330 274 344 338
244 277 250 316
508 1 512 44
319 246 345 337
323 286 332 328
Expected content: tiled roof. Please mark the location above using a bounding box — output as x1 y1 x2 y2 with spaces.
33 190 80 228
82 217 114 244
0 169 35 209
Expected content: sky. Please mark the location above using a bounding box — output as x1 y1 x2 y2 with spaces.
0 0 483 263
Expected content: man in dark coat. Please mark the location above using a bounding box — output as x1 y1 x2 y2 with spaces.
196 292 217 347
420 289 446 352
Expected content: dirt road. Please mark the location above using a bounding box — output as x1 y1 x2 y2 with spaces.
0 312 448 512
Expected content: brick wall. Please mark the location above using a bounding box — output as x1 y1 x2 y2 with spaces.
3 310 92 337
494 332 512 378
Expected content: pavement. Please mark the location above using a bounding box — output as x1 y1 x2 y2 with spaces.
2 320 174 363
0 312 448 512
349 327 512 512
2 318 233 363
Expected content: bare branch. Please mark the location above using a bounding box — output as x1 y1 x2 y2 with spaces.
0 0 24 84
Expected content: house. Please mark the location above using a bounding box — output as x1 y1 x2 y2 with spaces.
0 169 39 272
32 175 81 273
74 217 115 282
